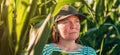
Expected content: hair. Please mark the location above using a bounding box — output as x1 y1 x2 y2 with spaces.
52 28 59 43
52 24 59 43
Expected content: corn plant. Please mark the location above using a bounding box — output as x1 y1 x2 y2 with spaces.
0 0 120 55
0 0 81 55
0 0 39 55
79 0 120 55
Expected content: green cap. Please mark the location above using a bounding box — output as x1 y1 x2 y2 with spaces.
54 5 86 22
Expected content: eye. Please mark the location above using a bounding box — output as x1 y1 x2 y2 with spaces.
75 20 79 23
63 21 69 24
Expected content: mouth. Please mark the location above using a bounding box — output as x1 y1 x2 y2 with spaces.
69 32 77 34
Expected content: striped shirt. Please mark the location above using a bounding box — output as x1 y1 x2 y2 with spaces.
42 43 97 55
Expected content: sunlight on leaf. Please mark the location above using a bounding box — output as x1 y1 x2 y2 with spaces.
0 21 3 26
107 44 118 55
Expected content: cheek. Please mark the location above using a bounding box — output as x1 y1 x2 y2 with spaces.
62 25 71 33
76 24 80 30
58 25 70 35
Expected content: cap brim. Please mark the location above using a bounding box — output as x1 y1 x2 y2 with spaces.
55 14 86 22
75 14 86 20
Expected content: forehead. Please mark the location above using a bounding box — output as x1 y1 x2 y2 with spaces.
66 15 79 20
58 15 79 22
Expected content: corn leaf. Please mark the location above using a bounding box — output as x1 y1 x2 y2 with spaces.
51 51 68 55
1 0 14 55
52 0 79 17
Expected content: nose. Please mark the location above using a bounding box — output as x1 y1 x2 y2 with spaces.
70 23 76 29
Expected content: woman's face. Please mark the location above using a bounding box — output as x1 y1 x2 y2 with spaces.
57 15 80 41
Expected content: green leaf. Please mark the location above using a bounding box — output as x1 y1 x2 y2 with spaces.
107 44 118 54
0 0 2 4
118 35 120 40
86 26 99 35
15 0 29 43
103 23 120 35
99 34 106 55
0 21 3 26
15 0 39 54
107 0 117 11
30 16 45 24
51 51 68 55
95 0 105 25
52 0 79 17
28 13 52 55
34 13 52 55
1 0 14 55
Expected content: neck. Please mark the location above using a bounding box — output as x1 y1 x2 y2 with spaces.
58 39 76 47
55 38 81 52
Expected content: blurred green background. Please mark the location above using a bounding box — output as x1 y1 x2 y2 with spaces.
0 0 120 55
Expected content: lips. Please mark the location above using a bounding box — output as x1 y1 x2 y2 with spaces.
69 32 77 34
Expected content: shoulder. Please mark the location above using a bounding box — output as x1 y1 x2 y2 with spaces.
44 43 54 48
43 43 56 51
82 46 95 51
42 43 59 55
81 46 97 55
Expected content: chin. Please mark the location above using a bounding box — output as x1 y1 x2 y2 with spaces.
69 37 78 40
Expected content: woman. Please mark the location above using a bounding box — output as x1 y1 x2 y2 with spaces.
42 5 97 55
